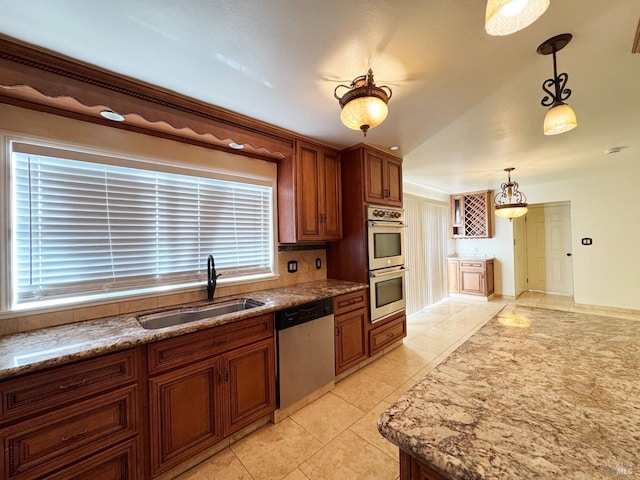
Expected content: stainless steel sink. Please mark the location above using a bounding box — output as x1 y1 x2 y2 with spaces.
138 298 264 330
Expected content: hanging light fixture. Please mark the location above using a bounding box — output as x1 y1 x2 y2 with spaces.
537 33 578 135
495 168 528 219
334 69 392 136
485 0 550 36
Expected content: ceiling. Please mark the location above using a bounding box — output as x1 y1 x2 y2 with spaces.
0 0 638 193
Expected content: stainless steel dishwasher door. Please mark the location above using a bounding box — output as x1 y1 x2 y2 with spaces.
277 314 335 409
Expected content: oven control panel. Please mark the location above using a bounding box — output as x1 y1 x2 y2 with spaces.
367 206 405 222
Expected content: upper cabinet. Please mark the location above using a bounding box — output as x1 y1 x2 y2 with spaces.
364 148 403 207
450 190 493 239
342 144 403 207
278 140 343 243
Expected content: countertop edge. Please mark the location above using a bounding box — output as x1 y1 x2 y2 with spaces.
0 280 368 380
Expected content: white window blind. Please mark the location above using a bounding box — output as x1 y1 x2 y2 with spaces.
11 143 273 308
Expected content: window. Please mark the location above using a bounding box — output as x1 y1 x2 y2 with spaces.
9 141 274 310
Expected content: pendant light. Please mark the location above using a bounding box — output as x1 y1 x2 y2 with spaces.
538 33 577 135
334 69 392 136
485 0 550 36
495 168 528 219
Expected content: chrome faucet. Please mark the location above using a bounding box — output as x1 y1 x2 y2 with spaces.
207 255 221 301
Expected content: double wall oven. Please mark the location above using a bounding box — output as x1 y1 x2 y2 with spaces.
367 206 407 322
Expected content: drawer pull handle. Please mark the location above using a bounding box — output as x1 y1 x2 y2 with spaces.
387 333 394 338
61 427 88 442
58 379 87 390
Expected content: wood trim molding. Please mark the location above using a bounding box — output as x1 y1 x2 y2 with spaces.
0 35 294 159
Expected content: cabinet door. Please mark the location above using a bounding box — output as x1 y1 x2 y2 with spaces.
384 157 403 207
149 362 223 476
335 310 368 375
364 151 386 204
296 144 322 240
460 269 485 295
224 338 276 435
322 149 343 240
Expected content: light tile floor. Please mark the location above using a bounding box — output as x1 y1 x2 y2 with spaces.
174 293 637 480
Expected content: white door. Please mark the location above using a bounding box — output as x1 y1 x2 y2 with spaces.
525 203 574 294
513 215 527 297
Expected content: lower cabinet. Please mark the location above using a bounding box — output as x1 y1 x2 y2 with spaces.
45 439 139 480
0 349 142 480
369 310 407 356
334 290 369 375
147 314 276 477
447 258 494 297
400 449 449 480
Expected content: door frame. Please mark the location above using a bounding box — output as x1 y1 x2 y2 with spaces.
513 201 574 297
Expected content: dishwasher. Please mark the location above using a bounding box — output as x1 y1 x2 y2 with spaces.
275 297 334 410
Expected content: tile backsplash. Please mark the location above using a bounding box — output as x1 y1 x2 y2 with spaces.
1 248 327 335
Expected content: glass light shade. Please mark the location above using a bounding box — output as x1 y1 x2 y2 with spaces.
495 204 528 219
485 0 550 36
543 103 578 135
340 96 389 132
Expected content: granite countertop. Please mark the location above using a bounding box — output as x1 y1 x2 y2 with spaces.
378 305 639 479
0 279 366 380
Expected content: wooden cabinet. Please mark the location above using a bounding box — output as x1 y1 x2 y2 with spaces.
364 148 403 207
450 190 492 238
147 314 276 476
0 349 142 480
447 258 495 297
369 310 407 356
278 140 342 242
327 144 403 285
400 449 449 480
334 290 369 375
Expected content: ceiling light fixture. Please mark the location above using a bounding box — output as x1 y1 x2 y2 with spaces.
334 69 392 136
485 0 550 36
537 33 577 135
99 110 125 122
495 168 528 220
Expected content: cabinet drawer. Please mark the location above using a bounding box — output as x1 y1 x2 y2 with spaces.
44 438 139 480
333 290 367 317
147 314 274 375
0 349 138 424
2 386 138 480
459 261 484 269
369 313 406 356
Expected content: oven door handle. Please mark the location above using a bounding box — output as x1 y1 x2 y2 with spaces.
369 267 407 278
367 220 408 227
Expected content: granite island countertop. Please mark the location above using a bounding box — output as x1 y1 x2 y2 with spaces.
378 305 639 479
0 279 366 380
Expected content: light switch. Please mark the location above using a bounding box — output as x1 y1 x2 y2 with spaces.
287 260 298 273
581 238 592 246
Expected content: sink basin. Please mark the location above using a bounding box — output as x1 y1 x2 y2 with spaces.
138 298 264 330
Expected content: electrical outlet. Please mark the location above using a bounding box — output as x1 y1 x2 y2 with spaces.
315 258 321 269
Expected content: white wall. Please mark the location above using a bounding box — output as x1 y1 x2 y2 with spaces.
521 156 640 311
405 154 640 311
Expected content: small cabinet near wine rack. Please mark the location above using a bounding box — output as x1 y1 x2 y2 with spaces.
450 190 493 239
